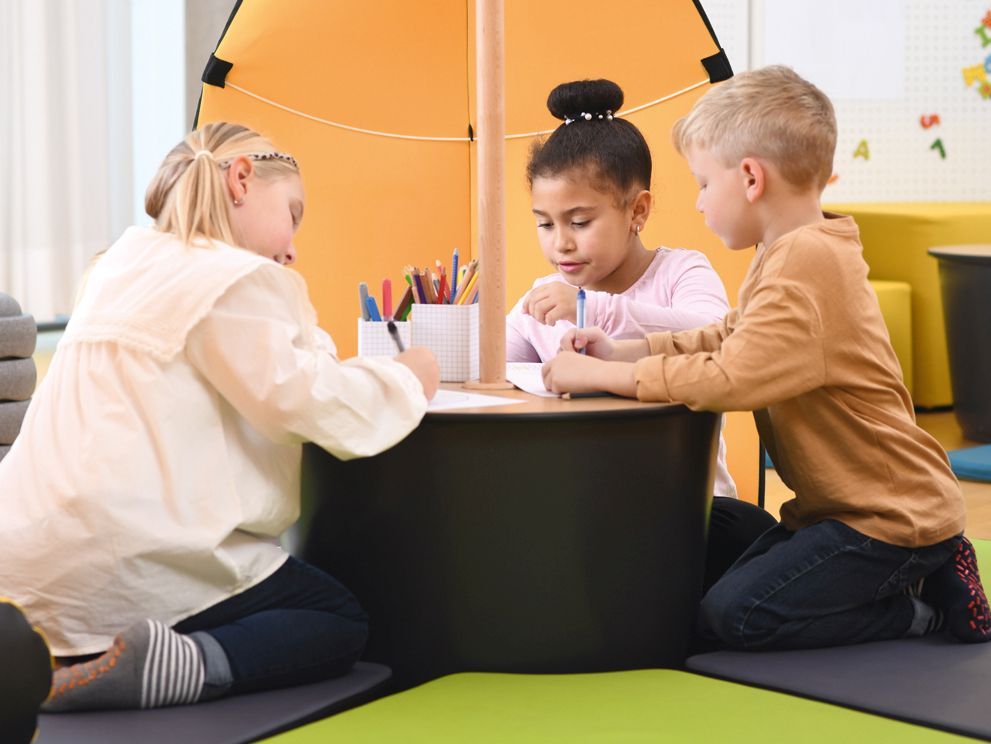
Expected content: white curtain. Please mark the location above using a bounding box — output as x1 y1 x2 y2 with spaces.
0 0 131 321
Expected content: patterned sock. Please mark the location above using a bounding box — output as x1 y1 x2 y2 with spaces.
904 576 924 599
921 537 991 643
904 593 944 636
43 620 205 712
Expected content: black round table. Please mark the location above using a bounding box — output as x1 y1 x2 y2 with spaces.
300 389 719 691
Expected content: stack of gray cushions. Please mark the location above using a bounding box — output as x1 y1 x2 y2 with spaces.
0 293 37 463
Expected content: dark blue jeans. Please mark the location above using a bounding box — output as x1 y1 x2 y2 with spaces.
173 556 368 695
699 519 960 650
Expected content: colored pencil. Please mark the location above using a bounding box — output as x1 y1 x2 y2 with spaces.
382 278 393 320
450 247 460 300
358 282 371 321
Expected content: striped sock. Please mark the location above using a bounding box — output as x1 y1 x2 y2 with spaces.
43 620 205 712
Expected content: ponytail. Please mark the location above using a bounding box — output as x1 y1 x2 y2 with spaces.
144 122 299 245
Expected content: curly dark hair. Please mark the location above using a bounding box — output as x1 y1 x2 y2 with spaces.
527 79 651 201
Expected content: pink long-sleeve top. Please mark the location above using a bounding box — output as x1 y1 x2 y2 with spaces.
506 247 737 498
507 248 731 362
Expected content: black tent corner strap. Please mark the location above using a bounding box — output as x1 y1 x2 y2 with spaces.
202 54 234 88
701 49 733 83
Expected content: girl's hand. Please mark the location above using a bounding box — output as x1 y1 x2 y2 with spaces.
523 282 578 325
541 352 602 394
396 347 440 400
560 329 652 363
541 352 637 397
559 326 614 358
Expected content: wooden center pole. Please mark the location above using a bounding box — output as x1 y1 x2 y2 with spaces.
465 0 513 389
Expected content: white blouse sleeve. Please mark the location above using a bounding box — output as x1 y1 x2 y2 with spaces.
186 267 427 460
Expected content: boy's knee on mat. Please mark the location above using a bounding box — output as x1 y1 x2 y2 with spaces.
699 583 767 649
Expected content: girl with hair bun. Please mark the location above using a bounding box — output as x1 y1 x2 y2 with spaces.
0 122 439 711
507 79 776 590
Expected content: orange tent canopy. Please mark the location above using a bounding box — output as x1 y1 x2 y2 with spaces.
197 0 759 500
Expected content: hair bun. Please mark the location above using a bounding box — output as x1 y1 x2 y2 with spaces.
547 79 624 121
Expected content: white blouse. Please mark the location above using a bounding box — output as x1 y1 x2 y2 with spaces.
0 226 427 655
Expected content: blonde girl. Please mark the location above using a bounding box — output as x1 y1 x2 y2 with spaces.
0 122 438 711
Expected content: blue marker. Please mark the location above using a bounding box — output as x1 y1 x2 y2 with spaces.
358 282 371 321
576 286 586 355
450 247 460 301
365 295 383 322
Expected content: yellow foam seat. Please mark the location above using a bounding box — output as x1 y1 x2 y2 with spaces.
870 280 913 397
827 202 991 408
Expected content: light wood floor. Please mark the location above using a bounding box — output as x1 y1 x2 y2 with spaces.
763 410 991 539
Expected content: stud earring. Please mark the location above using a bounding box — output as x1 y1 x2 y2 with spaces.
233 198 243 206
635 224 641 235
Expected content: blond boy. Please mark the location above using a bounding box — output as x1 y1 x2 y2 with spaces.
543 66 990 649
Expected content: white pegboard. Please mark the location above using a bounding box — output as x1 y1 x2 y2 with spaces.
701 0 991 202
696 0 750 74
357 319 410 357
409 304 479 383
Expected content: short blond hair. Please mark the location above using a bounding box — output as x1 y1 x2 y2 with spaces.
145 122 299 245
672 65 836 191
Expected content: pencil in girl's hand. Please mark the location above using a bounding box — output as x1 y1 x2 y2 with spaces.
386 320 406 353
576 286 586 355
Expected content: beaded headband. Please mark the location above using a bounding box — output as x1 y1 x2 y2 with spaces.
242 151 299 169
196 151 300 170
564 110 615 125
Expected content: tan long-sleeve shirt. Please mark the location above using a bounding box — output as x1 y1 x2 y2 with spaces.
634 214 963 547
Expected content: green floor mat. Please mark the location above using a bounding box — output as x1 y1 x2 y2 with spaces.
263 669 969 743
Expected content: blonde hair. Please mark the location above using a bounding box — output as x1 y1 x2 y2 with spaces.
671 65 836 191
145 122 299 245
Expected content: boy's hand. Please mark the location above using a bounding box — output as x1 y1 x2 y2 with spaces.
559 326 614 358
396 347 440 400
560 328 651 363
541 352 637 398
523 282 578 325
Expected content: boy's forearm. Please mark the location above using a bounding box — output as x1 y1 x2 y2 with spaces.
597 361 638 398
613 338 650 362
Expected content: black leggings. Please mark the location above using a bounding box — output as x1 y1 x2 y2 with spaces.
703 496 778 593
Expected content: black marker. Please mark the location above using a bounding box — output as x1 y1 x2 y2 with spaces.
386 320 405 353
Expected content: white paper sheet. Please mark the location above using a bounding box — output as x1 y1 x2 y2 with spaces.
505 362 557 397
426 388 523 412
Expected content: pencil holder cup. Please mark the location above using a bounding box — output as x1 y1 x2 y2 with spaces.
410 303 479 382
357 319 410 358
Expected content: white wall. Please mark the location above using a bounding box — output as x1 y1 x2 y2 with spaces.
130 1 186 226
185 0 237 127
702 0 991 202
